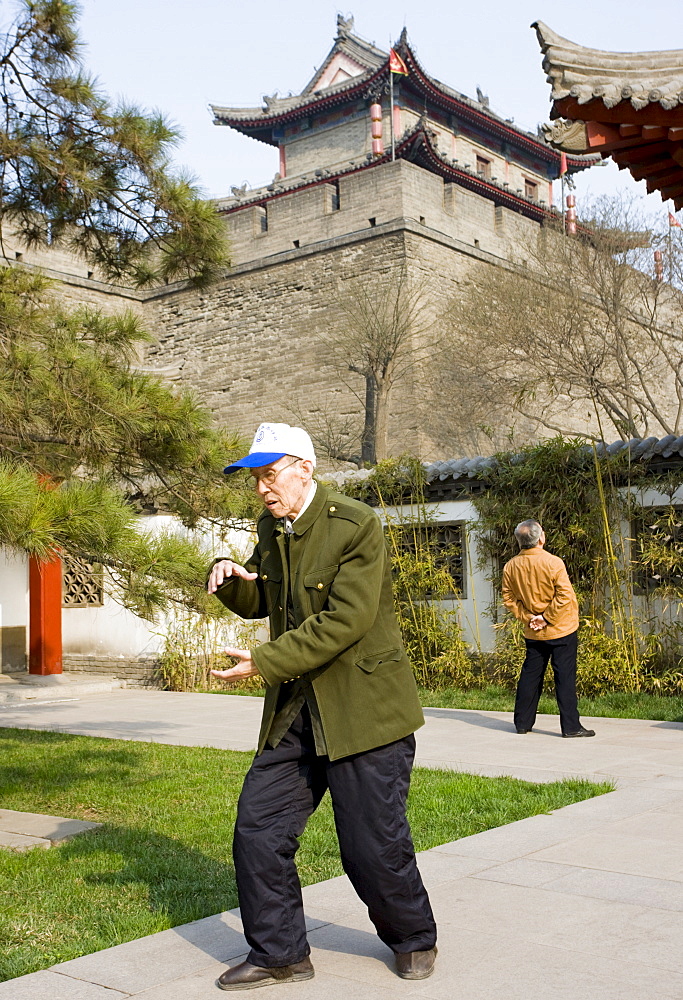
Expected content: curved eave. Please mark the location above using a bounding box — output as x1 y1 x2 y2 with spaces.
397 128 559 222
211 66 385 141
396 43 573 168
534 21 683 116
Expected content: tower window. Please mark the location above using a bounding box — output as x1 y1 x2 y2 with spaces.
476 155 491 181
256 205 268 233
524 179 538 202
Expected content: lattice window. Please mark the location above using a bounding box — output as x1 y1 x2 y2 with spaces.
632 506 683 593
61 554 104 607
394 521 465 598
431 521 465 597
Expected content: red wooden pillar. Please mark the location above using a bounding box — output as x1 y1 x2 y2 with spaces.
28 556 63 675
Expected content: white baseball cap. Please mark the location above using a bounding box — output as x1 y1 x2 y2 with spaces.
223 422 317 473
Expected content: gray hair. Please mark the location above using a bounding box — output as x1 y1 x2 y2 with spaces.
514 519 543 549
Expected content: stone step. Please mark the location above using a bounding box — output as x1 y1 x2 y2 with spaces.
0 673 126 703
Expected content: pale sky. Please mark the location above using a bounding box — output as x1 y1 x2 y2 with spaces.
10 0 683 221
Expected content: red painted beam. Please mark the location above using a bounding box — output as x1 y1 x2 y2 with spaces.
29 556 63 675
646 168 683 193
553 96 683 128
613 140 674 165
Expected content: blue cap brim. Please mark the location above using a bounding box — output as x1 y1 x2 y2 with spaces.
223 451 287 474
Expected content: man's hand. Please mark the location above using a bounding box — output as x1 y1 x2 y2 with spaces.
207 560 258 594
210 648 260 682
529 614 547 631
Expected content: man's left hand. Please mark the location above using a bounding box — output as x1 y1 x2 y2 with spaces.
529 615 546 631
210 648 260 682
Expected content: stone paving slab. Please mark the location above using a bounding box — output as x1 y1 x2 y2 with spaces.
0 969 128 999
0 689 263 749
0 808 100 842
0 830 50 850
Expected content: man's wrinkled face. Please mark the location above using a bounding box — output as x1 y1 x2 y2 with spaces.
250 455 313 519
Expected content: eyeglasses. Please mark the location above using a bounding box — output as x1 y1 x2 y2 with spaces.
251 458 300 488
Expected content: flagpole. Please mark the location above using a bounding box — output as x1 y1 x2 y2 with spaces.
389 50 395 162
561 172 565 236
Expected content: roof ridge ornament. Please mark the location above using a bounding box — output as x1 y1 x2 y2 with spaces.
336 14 354 40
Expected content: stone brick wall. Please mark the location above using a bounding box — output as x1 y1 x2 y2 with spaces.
284 114 371 177
2 226 144 319
63 654 161 687
2 159 593 463
221 159 535 268
144 226 425 454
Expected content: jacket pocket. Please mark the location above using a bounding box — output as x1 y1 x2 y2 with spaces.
302 564 338 615
355 648 402 673
260 568 282 614
303 564 338 590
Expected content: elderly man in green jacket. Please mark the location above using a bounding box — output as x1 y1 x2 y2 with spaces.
207 422 436 991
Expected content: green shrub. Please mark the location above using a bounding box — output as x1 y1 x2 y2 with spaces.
156 611 262 692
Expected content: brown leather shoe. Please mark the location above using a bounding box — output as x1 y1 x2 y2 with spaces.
217 957 314 990
395 946 437 980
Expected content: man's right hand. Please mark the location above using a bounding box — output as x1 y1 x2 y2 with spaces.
207 560 258 594
529 614 547 631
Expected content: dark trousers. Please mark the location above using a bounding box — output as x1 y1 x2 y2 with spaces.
233 706 437 968
514 630 581 734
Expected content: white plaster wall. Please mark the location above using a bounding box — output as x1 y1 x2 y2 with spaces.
0 548 29 629
62 514 257 658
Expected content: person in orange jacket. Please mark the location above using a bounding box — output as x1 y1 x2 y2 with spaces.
502 519 595 738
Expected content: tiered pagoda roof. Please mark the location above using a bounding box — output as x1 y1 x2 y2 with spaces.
534 22 683 210
212 17 594 222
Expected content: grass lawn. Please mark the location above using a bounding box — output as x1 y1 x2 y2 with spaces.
0 728 610 982
417 686 683 721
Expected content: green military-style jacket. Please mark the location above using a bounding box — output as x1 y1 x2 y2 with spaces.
213 484 424 760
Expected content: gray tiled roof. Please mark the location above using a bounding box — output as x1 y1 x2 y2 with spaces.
323 437 683 491
423 437 683 486
534 21 683 112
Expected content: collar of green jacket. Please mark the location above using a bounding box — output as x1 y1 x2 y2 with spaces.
261 480 330 539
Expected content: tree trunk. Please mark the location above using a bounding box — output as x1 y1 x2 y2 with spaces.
374 379 391 461
361 375 376 465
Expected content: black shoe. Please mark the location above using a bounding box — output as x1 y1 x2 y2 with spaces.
217 957 314 990
515 728 532 734
395 947 437 980
562 726 595 738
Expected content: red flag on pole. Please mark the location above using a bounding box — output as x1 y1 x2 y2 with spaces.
389 48 408 75
559 151 568 177
668 211 681 228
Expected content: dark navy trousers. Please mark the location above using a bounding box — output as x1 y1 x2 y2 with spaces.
514 630 581 734
232 705 437 968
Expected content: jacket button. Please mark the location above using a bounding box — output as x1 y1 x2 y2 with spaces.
317 582 324 590
261 573 268 580
329 505 336 512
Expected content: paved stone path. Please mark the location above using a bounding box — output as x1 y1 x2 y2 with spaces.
0 685 682 999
